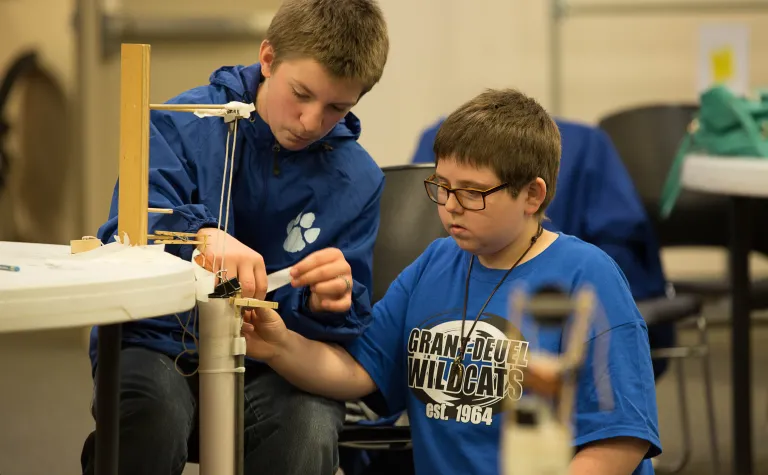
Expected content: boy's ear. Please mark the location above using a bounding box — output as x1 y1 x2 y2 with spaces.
259 40 276 78
523 178 547 215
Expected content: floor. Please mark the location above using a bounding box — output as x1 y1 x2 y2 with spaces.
1 307 767 475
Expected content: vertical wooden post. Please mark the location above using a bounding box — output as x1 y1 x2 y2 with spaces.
117 43 151 246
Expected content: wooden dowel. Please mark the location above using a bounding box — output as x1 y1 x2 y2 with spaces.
117 43 151 247
149 104 227 111
148 207 174 214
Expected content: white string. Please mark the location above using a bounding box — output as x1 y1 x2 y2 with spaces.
219 119 238 276
173 306 199 377
209 119 240 280
174 111 244 378
213 124 232 278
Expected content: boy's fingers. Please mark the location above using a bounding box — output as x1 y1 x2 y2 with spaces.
242 309 255 324
311 278 349 297
238 263 256 298
317 295 352 313
254 307 281 324
292 260 351 288
293 265 339 287
290 248 344 278
253 264 268 300
194 252 222 274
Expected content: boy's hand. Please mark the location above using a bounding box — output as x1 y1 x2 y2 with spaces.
194 228 267 300
290 248 353 313
241 307 289 362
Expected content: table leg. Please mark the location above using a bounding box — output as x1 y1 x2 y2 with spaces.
730 197 753 475
95 323 122 475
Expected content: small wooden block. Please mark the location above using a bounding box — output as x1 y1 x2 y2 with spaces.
231 297 279 310
71 238 102 254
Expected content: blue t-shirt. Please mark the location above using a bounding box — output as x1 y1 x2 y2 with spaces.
347 233 661 475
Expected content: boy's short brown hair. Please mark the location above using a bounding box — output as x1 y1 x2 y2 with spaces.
433 88 561 215
266 0 389 94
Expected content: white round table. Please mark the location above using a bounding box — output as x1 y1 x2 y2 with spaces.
682 154 768 199
682 154 768 475
0 241 197 332
0 240 198 475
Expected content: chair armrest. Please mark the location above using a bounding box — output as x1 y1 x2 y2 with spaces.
636 295 703 327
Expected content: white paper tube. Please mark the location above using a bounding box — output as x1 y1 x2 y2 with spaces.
198 297 238 475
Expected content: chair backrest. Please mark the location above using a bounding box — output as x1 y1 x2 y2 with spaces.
598 104 731 248
372 163 448 302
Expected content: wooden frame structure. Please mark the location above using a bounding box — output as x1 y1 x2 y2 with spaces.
118 43 152 246
78 42 278 475
70 43 205 250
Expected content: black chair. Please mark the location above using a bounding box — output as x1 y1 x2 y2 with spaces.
339 164 444 459
369 164 448 303
599 104 768 308
599 104 732 473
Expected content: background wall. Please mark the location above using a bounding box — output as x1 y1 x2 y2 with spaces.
2 0 768 473
4 0 768 237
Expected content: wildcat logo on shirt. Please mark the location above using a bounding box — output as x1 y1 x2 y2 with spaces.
407 315 528 426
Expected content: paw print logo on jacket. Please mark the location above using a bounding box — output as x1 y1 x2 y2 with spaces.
283 212 321 253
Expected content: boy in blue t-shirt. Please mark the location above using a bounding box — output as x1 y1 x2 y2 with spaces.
242 88 662 474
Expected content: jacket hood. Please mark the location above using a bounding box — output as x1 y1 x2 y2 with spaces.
208 63 362 142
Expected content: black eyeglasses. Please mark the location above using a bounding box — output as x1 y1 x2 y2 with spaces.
424 176 509 211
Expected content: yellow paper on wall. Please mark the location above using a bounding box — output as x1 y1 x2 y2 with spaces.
710 46 735 84
698 24 749 95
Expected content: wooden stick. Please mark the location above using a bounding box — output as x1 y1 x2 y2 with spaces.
153 230 198 237
151 239 206 245
148 207 173 214
149 104 229 111
117 44 151 246
230 297 280 310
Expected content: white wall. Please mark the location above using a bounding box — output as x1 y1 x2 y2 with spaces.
6 0 768 231
354 0 768 167
353 0 547 166
352 0 768 280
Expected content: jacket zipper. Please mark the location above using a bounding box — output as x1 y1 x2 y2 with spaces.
272 143 281 176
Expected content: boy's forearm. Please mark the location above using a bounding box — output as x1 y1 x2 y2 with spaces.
269 330 377 401
569 437 650 475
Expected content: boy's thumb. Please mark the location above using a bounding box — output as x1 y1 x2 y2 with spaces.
254 307 277 324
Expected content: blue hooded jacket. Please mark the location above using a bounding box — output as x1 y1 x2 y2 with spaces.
89 63 383 371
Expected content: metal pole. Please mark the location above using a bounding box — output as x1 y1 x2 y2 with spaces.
549 0 566 115
729 197 754 475
568 1 768 16
101 13 271 58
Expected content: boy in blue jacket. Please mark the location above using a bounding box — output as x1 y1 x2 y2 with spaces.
80 1 389 474
242 88 661 474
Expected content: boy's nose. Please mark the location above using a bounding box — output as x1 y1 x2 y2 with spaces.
300 108 324 136
444 193 463 213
